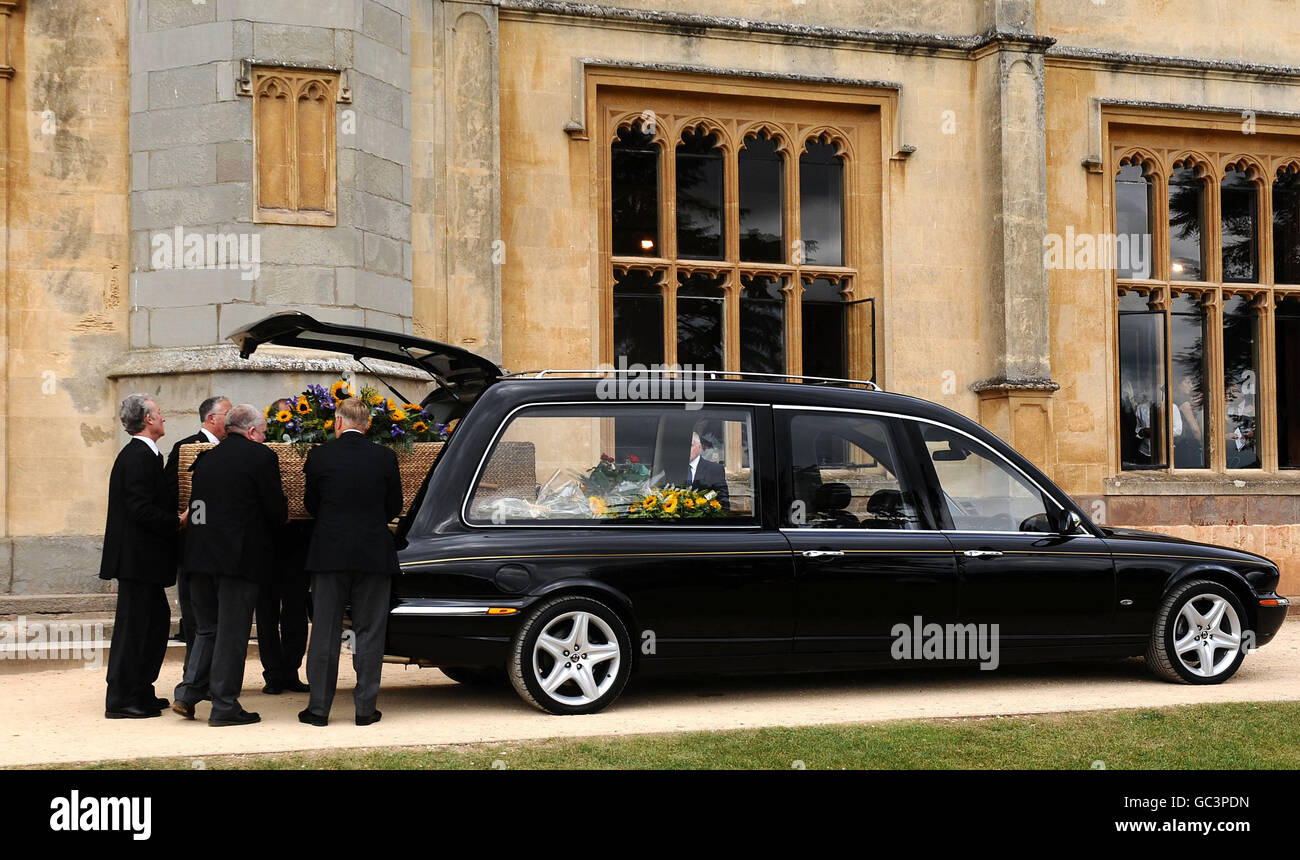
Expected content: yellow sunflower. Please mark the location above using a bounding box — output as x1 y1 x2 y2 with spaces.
412 421 428 434
709 499 722 510
364 391 382 407
390 409 407 422
275 409 293 423
588 496 608 517
403 402 422 412
662 495 678 515
295 396 311 414
324 419 333 431
643 495 658 508
330 380 354 400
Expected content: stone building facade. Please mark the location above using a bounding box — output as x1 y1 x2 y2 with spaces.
1 0 1298 595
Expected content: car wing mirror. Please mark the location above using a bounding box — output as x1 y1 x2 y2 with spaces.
1049 508 1082 534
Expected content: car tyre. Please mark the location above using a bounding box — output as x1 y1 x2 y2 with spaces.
1146 578 1249 685
508 595 631 715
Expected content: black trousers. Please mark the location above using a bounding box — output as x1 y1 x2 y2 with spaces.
306 571 391 718
176 566 195 665
176 570 258 719
105 578 170 712
256 570 310 686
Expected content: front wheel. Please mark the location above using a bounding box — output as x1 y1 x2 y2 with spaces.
508 596 631 715
1146 579 1250 684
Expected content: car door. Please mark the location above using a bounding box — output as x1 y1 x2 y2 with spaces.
777 407 960 667
901 419 1117 653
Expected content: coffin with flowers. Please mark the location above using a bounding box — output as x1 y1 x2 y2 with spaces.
177 380 448 521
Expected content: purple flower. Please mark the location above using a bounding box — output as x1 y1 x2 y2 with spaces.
390 425 404 437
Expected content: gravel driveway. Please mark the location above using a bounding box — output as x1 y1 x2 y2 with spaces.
3 619 1297 767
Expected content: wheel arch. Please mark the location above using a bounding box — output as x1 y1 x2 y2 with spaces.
528 580 643 669
1165 564 1258 631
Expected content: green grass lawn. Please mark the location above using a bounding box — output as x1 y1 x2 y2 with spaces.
50 700 1300 770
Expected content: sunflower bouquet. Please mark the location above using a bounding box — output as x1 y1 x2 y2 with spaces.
598 486 722 520
264 378 449 452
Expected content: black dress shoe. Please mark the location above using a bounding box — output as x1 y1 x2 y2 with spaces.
171 700 196 720
151 697 169 710
208 709 260 727
105 705 162 720
261 684 283 695
283 678 310 693
298 708 327 727
355 710 382 726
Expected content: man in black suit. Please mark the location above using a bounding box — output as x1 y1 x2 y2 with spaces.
100 395 184 719
687 431 730 511
174 404 287 726
163 395 230 668
299 396 402 727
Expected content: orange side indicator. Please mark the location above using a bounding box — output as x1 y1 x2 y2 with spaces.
1259 598 1288 606
487 607 519 615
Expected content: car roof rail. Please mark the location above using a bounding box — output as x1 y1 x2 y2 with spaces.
497 368 882 392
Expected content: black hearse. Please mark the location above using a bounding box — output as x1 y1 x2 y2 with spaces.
233 313 1290 714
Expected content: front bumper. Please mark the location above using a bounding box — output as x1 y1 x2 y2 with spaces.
1254 596 1291 647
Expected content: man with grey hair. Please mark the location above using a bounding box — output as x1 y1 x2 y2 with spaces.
175 403 287 726
164 395 231 667
100 394 184 719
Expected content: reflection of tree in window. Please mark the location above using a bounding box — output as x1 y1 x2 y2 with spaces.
1115 161 1153 279
739 132 784 263
611 122 660 257
676 271 725 370
613 269 664 366
1170 294 1208 468
1220 166 1258 283
1273 167 1300 284
740 275 785 375
799 138 844 266
676 128 724 260
1222 295 1259 469
802 277 847 379
1169 165 1205 281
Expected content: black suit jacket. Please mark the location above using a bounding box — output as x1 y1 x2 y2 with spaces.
183 433 287 582
99 438 179 586
689 457 731 511
303 432 403 575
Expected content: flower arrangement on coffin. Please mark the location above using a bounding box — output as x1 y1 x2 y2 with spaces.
579 453 651 496
594 486 722 520
264 379 449 452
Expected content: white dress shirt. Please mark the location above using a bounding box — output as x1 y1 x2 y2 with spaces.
132 434 161 457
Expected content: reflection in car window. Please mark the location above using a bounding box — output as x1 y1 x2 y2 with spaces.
467 405 756 524
784 413 921 529
920 425 1050 532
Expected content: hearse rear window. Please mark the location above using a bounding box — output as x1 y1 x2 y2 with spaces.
465 404 757 524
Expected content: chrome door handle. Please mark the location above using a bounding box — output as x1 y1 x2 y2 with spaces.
802 550 845 559
962 550 1003 559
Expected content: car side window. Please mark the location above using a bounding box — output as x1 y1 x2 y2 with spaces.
918 423 1052 533
782 411 923 529
466 404 757 524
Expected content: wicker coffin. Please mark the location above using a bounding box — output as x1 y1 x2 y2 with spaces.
178 441 444 521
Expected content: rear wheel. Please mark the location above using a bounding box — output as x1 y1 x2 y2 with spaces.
1146 579 1249 684
508 596 631 715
